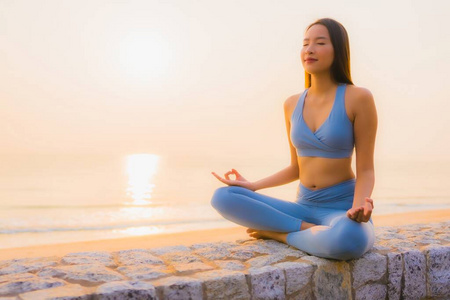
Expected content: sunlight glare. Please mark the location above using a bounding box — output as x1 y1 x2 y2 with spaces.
115 226 163 236
120 31 171 80
125 153 159 205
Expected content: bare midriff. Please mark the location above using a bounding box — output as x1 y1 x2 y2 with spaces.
298 156 355 190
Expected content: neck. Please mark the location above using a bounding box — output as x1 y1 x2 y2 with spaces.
309 72 337 95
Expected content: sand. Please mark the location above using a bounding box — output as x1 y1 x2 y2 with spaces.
0 209 448 261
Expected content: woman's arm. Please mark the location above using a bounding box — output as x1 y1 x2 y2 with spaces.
212 95 300 191
346 87 377 222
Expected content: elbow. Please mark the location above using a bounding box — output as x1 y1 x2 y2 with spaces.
290 163 300 179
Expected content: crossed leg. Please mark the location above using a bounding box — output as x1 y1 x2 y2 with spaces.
211 186 316 232
211 186 374 260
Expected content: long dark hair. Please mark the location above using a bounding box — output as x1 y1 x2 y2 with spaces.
304 18 353 88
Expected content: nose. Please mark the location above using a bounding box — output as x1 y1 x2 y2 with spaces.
305 44 314 54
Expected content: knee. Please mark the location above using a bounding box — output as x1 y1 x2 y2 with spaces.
210 186 245 212
332 216 374 260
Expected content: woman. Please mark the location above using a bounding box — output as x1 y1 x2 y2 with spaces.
210 18 377 261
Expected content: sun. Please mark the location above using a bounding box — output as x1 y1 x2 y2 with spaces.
119 31 171 80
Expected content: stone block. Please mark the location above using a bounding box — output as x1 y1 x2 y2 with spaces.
351 252 386 289
213 260 246 271
115 249 164 266
193 269 250 299
0 257 59 275
246 254 287 268
354 283 387 300
37 264 125 285
116 264 172 280
193 246 232 260
424 245 450 298
95 280 157 300
18 284 93 300
387 252 403 300
0 273 66 297
152 276 203 300
248 265 285 300
172 261 214 274
62 251 116 268
273 261 314 296
149 245 191 255
302 256 352 300
402 249 426 300
159 252 202 264
190 241 237 250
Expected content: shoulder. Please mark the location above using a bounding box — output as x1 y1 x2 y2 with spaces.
283 92 302 111
346 85 374 102
345 85 376 114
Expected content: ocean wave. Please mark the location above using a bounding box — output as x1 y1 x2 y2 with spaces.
0 218 223 234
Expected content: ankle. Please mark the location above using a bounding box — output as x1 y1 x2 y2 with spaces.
300 221 315 230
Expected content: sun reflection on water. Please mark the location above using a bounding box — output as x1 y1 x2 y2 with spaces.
125 153 159 206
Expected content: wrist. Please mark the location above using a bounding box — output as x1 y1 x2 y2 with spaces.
249 181 259 191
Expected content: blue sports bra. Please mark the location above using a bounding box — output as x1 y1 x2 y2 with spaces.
290 83 354 158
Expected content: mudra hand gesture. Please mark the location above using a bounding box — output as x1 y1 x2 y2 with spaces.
347 197 374 223
211 169 256 191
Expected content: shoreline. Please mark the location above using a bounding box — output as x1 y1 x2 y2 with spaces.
1 209 449 261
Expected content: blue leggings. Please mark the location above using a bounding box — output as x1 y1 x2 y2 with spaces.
210 178 374 260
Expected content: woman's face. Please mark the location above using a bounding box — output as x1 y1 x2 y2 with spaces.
301 24 334 75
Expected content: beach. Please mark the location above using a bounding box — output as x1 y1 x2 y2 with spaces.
1 209 448 261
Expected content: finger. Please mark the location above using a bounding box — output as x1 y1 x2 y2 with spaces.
365 197 374 209
349 209 360 220
356 208 365 222
356 210 364 223
211 172 224 181
232 168 242 177
211 172 231 185
364 204 372 218
224 170 236 180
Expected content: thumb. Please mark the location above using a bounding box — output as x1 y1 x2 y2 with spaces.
365 197 374 209
232 168 241 176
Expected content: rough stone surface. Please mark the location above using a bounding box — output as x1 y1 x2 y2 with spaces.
402 249 426 300
152 276 203 300
193 269 250 299
424 245 450 298
213 260 246 271
351 251 386 289
303 256 352 300
273 261 314 296
150 245 191 256
0 221 448 299
37 264 125 284
95 280 157 300
248 266 285 300
18 284 93 300
115 249 164 266
354 283 387 300
172 261 214 274
116 264 172 280
62 251 116 268
387 252 403 300
0 273 66 297
0 257 59 275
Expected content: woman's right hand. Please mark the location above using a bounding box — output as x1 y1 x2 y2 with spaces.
211 169 256 191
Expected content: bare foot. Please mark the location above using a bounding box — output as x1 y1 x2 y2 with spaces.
246 228 288 244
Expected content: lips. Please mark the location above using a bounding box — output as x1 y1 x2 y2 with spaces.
305 58 318 62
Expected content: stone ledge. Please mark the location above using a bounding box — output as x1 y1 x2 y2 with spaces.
0 221 448 299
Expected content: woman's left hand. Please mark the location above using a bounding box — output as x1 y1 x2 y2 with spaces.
346 197 374 223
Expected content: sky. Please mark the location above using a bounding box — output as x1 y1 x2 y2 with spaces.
1 0 449 162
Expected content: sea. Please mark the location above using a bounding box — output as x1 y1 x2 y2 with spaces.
0 153 449 249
